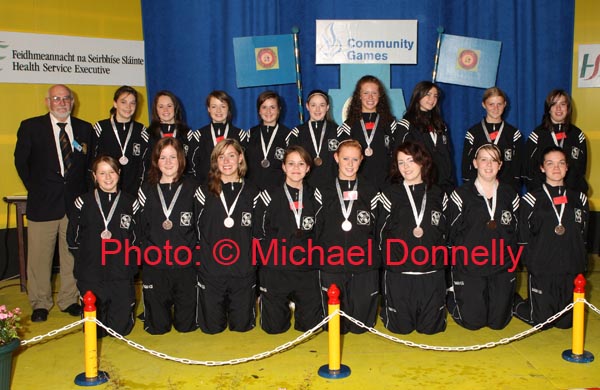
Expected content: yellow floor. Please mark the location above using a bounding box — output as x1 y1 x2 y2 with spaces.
2 261 600 390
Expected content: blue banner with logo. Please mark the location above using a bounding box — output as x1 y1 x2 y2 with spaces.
233 34 296 88
435 34 501 89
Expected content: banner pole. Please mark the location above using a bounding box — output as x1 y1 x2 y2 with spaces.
432 26 444 82
292 26 304 123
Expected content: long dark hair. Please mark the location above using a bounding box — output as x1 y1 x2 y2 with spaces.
345 75 394 126
147 90 189 140
389 141 434 188
541 89 572 130
403 81 446 134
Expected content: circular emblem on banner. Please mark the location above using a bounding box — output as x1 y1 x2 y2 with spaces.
458 49 478 70
257 48 277 69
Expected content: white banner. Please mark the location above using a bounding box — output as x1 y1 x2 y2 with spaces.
578 44 600 88
0 31 145 86
316 20 417 64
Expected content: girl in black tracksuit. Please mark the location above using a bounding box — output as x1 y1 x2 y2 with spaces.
246 91 293 191
67 155 138 337
378 141 448 334
514 146 588 328
315 139 381 334
396 81 455 195
137 137 200 334
288 90 339 189
195 139 260 333
337 75 397 190
93 86 149 196
188 90 248 184
254 145 323 334
462 87 523 192
524 89 588 194
446 144 520 330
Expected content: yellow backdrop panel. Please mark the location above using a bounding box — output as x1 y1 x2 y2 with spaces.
0 1 148 227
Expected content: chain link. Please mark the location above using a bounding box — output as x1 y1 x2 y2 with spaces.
16 298 596 362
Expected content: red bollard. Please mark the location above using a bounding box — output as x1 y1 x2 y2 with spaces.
562 274 594 363
318 284 351 379
74 291 109 386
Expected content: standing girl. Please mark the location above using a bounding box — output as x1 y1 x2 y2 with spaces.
93 86 149 195
446 144 520 330
462 87 523 192
525 90 588 194
67 156 138 337
195 139 261 333
514 146 588 328
288 90 339 189
378 141 448 334
189 90 248 184
255 145 323 334
338 75 397 190
315 139 381 334
397 81 455 195
246 91 293 190
137 137 200 334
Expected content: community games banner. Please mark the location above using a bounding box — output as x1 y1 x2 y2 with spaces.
0 31 146 86
315 20 417 64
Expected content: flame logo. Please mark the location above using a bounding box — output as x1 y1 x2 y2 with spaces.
0 41 8 70
320 23 342 59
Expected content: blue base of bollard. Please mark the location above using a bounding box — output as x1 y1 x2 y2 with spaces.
74 371 110 386
562 349 595 363
318 364 351 379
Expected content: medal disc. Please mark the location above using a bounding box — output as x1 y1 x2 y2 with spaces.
364 147 373 157
413 226 424 238
295 229 303 238
554 225 566 235
119 156 129 165
100 229 112 239
341 220 352 232
487 220 497 230
314 157 323 167
261 159 270 168
224 217 235 228
162 219 173 230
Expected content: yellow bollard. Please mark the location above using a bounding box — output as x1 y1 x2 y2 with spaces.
318 284 351 379
75 291 109 386
562 274 594 363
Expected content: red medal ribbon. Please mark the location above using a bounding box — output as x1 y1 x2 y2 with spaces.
555 132 566 140
553 195 568 205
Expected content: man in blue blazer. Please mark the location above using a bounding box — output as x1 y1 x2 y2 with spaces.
14 84 94 322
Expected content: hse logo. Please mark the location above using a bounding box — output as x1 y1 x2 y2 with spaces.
578 44 600 88
0 41 8 71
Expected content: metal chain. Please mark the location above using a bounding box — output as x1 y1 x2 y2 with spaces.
20 318 86 346
339 299 586 352
93 313 333 366
16 298 596 361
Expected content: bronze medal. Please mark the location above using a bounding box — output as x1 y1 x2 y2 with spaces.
554 225 566 235
413 226 424 238
162 219 173 230
487 220 497 230
314 157 323 167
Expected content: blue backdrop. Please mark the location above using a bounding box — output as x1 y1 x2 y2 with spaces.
141 0 574 182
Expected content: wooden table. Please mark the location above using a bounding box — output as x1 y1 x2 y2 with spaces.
3 195 27 292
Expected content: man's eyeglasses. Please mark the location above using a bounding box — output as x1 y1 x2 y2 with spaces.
48 96 73 103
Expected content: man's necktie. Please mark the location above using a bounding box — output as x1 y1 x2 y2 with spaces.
57 122 72 175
